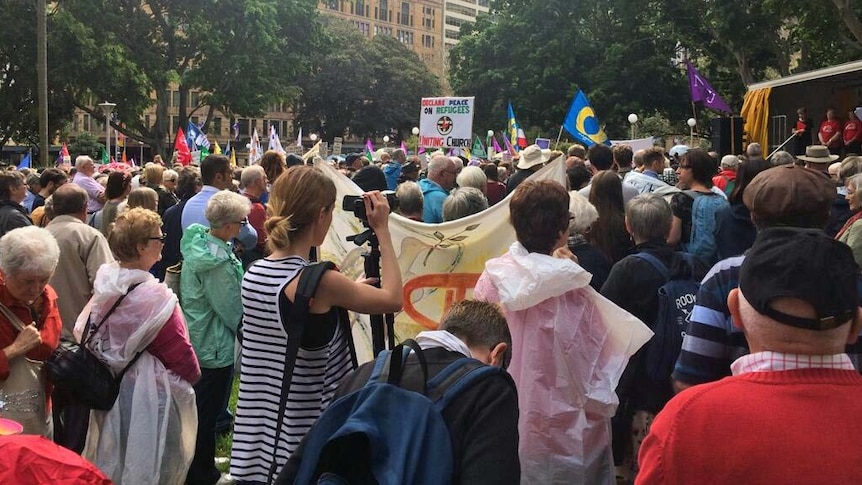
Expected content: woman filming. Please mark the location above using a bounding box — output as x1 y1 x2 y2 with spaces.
230 165 402 484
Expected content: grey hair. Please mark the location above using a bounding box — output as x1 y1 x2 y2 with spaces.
746 143 762 157
396 181 424 217
163 169 178 183
205 190 251 229
846 173 862 193
443 187 488 221
568 191 599 234
427 155 451 177
721 155 740 170
75 155 94 171
771 150 794 166
625 193 672 241
241 165 265 189
456 166 487 191
0 226 59 276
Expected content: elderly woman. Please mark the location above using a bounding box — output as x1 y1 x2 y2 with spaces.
0 227 61 435
567 191 610 290
443 186 488 221
79 208 200 484
395 181 424 221
125 186 158 213
837 173 862 266
180 191 249 485
456 165 488 194
0 171 32 238
231 166 402 483
474 179 651 484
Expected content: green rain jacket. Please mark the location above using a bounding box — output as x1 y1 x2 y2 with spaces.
180 223 244 369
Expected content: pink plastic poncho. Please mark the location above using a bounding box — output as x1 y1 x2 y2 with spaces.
475 242 652 484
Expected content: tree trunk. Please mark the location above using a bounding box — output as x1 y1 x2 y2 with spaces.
831 0 862 49
37 0 48 167
154 87 169 159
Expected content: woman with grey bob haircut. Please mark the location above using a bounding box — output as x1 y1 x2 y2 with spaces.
625 193 672 242
443 186 488 221
0 226 62 436
205 190 252 229
395 181 424 221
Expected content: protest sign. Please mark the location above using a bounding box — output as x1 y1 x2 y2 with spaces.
418 97 475 150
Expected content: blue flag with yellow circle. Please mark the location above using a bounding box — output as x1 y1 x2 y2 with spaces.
562 90 611 147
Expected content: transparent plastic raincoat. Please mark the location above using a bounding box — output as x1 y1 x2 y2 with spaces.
475 242 653 484
74 263 198 484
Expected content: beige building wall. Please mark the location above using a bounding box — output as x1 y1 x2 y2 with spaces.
318 0 445 83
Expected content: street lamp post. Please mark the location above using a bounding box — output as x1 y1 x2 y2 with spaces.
628 114 639 140
139 140 144 165
383 135 390 147
687 118 697 147
98 101 116 163
412 126 420 154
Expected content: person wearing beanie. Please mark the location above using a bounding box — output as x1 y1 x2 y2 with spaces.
638 228 862 484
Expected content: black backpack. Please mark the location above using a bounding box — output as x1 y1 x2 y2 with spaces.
632 252 700 383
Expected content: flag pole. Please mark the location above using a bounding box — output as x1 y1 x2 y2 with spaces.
554 125 564 150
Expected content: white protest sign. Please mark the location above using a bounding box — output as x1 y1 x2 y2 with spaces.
419 97 475 149
332 137 343 156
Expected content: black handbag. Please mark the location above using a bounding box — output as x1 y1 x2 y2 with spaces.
46 283 144 411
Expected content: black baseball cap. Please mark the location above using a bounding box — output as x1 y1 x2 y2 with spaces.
739 227 859 331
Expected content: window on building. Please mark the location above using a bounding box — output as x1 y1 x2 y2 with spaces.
190 91 200 107
355 21 370 36
355 0 366 16
478 0 489 6
238 118 249 140
324 0 339 10
400 2 410 25
445 29 460 40
445 2 476 16
445 16 464 28
213 117 222 135
171 91 180 108
379 0 388 21
170 115 178 134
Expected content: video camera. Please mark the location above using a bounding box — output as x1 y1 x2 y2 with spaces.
342 192 399 222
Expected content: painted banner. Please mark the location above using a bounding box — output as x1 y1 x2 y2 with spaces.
316 157 567 363
419 96 475 150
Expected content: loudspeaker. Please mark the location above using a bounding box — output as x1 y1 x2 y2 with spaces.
710 117 744 156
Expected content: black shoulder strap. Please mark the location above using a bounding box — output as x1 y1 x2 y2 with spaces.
82 282 142 346
268 261 337 483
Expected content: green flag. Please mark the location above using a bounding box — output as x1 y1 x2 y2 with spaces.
100 147 109 164
471 135 487 159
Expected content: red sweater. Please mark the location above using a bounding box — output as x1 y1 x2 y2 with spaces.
636 369 862 484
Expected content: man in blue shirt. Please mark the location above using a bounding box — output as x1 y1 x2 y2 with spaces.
182 154 257 249
418 155 458 223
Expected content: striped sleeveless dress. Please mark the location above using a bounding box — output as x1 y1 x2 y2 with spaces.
230 256 353 483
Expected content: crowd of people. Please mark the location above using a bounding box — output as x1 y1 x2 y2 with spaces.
0 130 860 484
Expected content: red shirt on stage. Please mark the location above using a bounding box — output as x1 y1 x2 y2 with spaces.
844 119 862 145
819 119 842 148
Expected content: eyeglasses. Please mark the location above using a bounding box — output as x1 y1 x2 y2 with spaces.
148 234 167 242
443 169 460 176
236 218 248 226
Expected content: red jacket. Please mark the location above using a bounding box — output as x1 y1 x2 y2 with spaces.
637 368 862 484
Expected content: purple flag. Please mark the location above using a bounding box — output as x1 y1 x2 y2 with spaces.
400 141 408 155
492 135 503 154
686 60 732 113
502 135 516 155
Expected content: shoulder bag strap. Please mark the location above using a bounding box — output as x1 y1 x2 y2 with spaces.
268 261 335 483
82 282 142 346
633 252 669 280
0 302 28 332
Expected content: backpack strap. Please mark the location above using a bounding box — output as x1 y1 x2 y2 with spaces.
268 261 337 483
374 339 429 395
632 252 669 280
427 358 503 412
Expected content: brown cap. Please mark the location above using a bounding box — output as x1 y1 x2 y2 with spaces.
743 165 834 228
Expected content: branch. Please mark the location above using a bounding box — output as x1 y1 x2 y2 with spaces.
831 0 862 49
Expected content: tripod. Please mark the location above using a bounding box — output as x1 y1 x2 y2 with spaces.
347 227 396 355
